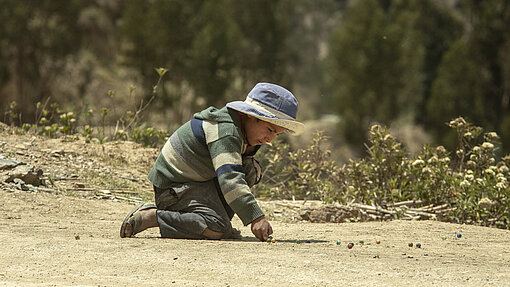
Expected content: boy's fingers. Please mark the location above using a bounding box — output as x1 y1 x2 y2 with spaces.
256 231 265 241
254 228 268 241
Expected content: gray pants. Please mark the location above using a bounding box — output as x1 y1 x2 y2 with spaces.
154 179 234 239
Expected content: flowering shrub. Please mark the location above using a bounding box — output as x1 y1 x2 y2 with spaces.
258 117 510 230
254 131 340 202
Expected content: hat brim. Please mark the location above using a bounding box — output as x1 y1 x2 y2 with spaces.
227 101 304 135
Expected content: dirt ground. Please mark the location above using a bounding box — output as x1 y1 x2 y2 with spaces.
1 125 510 286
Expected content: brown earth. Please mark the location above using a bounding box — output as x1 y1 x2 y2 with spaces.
1 124 509 286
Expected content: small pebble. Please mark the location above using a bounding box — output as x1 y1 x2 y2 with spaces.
359 240 364 245
416 243 421 248
347 242 354 249
336 240 341 245
305 239 311 243
457 233 462 239
408 242 413 247
271 238 276 243
376 240 381 244
296 239 302 244
441 236 446 240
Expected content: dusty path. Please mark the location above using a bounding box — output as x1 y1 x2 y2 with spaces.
1 189 509 287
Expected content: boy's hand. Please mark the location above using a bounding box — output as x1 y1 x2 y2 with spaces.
251 215 273 241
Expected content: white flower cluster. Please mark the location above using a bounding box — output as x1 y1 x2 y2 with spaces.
412 159 424 167
464 173 474 181
460 180 470 188
482 142 494 149
427 156 438 163
485 132 499 141
484 168 495 176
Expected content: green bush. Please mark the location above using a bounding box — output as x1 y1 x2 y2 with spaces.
257 117 509 229
254 131 340 202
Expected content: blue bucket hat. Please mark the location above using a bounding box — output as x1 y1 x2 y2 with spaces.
226 82 304 135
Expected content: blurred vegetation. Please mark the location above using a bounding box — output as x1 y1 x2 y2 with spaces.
2 0 509 155
10 67 171 147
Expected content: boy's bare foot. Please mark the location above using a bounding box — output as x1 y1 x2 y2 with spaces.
122 208 158 237
202 228 224 239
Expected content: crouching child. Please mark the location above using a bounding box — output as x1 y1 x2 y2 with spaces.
120 82 304 241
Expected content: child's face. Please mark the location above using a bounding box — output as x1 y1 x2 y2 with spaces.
244 115 286 146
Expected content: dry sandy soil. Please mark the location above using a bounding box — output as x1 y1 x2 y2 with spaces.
1 125 510 286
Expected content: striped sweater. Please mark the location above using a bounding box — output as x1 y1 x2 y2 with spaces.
148 106 264 225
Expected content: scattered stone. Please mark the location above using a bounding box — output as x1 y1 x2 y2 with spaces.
14 144 27 150
120 175 139 182
0 157 22 170
1 155 46 188
5 164 44 186
74 183 86 188
13 178 29 191
51 150 65 158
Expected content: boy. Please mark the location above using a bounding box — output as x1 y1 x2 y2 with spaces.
120 82 304 241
